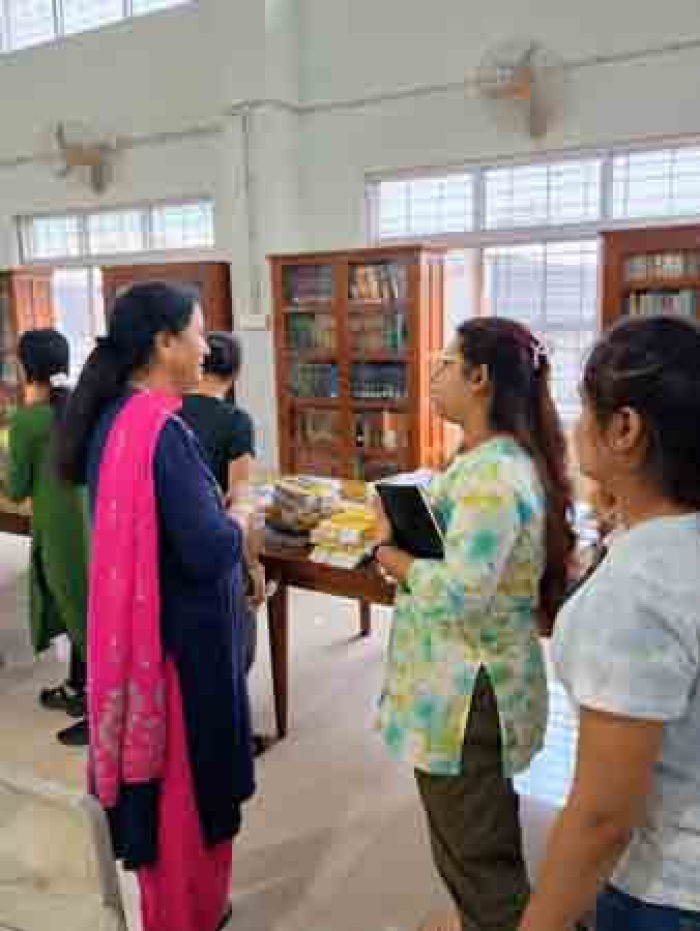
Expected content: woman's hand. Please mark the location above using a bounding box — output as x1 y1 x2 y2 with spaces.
372 493 393 545
246 558 266 612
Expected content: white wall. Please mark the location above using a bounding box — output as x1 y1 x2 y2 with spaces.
3 0 700 466
298 0 700 247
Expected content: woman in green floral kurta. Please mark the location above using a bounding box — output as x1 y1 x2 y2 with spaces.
6 330 89 746
373 318 574 931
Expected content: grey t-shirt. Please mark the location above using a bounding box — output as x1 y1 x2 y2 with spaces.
553 514 700 911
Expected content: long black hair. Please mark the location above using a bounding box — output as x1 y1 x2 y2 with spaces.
17 329 71 421
56 281 198 484
583 314 700 509
457 317 575 632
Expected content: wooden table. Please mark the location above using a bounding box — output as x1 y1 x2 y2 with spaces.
0 512 396 740
261 544 395 739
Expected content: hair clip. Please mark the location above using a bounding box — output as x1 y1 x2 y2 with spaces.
531 338 549 372
49 372 72 389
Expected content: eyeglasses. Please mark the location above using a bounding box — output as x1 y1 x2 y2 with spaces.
429 351 461 378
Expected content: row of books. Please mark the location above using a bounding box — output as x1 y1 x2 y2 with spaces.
290 363 339 398
351 362 407 400
348 310 408 353
349 263 406 302
355 411 407 451
625 290 697 318
286 313 336 351
625 252 700 282
284 265 334 304
294 409 339 446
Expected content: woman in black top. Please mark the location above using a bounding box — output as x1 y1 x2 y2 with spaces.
180 334 270 753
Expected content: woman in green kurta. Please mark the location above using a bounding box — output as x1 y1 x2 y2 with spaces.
6 329 89 746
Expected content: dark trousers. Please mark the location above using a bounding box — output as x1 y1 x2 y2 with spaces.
415 668 529 931
597 886 700 931
68 648 86 694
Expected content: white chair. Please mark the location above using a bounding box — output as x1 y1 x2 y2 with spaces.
0 763 127 931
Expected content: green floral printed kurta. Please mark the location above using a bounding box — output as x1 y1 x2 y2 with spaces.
6 404 88 656
378 437 548 776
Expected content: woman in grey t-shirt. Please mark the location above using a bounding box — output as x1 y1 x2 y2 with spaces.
520 316 700 931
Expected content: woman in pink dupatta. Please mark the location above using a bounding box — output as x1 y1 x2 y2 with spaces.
56 283 256 931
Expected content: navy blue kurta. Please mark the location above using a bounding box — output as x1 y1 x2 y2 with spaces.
86 395 255 869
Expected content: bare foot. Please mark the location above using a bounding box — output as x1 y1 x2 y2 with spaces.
416 908 462 931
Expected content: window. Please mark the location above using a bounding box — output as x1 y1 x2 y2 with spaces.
1 0 192 52
62 0 122 36
87 209 145 255
612 147 700 220
7 0 55 50
23 215 82 261
150 200 214 251
132 0 189 13
52 268 104 379
19 198 214 262
373 174 474 240
485 159 601 230
484 241 599 422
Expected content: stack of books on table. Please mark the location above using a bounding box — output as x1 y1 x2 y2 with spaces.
264 476 341 549
309 502 377 569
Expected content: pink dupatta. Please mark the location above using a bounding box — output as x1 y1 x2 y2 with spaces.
88 391 181 809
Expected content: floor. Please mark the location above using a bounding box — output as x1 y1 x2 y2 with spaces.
0 531 576 931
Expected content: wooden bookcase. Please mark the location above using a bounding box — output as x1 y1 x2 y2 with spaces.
269 246 446 481
0 268 55 534
101 261 233 332
601 225 700 329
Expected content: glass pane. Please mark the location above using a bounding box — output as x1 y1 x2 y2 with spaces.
150 200 214 250
87 209 145 255
62 0 122 34
24 215 81 261
484 240 599 424
286 312 336 351
348 308 408 354
351 362 406 400
292 408 340 447
376 173 473 239
283 265 334 305
289 362 338 399
612 147 700 219
485 159 601 230
132 0 189 13
354 410 408 452
348 260 408 303
8 0 55 49
52 268 97 379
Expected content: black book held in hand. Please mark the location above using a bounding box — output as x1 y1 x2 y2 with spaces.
376 483 445 560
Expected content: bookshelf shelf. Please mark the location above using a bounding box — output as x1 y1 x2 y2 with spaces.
623 277 700 293
602 226 700 328
270 246 446 479
289 398 341 409
351 351 407 363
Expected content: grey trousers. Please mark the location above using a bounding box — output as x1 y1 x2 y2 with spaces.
415 668 529 931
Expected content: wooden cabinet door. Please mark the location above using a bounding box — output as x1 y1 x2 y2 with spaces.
101 262 233 332
10 269 55 333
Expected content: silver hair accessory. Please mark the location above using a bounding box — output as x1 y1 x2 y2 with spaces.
49 372 72 389
531 338 549 372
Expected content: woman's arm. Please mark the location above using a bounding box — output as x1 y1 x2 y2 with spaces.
5 413 34 503
519 708 663 931
155 420 244 582
374 466 523 619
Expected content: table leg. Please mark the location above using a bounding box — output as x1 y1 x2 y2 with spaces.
359 600 372 638
267 581 289 739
